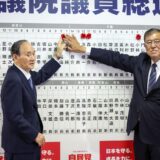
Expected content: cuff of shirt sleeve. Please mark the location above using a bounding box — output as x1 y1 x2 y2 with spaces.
52 57 61 64
86 47 91 55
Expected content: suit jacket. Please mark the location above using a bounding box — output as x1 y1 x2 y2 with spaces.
89 48 160 145
1 58 60 153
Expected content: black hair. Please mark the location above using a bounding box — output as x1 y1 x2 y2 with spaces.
10 40 28 56
144 28 160 41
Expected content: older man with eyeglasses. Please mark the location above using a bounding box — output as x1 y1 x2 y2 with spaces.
64 28 160 160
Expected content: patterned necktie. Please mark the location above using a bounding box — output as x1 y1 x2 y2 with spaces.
28 77 33 90
148 63 157 92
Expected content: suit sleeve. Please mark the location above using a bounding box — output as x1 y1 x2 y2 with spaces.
2 78 38 143
31 58 61 85
89 48 139 73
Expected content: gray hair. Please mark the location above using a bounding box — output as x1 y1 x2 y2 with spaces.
144 28 160 41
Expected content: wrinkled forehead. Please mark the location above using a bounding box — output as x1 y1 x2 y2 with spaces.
19 42 35 54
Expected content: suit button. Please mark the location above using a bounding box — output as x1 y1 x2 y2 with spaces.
144 97 146 101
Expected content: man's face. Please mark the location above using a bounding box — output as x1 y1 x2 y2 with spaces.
13 42 36 72
144 32 160 62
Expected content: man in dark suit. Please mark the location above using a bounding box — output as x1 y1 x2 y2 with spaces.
1 39 65 160
65 28 160 160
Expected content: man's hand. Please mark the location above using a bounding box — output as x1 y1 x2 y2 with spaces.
64 35 86 53
53 38 66 60
35 132 45 147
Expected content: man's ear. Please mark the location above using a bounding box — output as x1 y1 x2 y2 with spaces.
12 53 18 61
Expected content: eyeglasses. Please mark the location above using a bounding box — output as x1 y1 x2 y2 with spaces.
144 39 160 47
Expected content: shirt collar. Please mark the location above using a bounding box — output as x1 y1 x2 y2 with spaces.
151 59 160 66
14 63 31 80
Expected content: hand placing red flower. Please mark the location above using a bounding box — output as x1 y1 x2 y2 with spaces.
61 34 66 40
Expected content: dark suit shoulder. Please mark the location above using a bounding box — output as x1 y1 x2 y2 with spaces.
4 65 22 82
135 52 151 67
138 52 149 59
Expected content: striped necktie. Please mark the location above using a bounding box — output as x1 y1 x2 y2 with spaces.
148 63 157 92
28 77 33 90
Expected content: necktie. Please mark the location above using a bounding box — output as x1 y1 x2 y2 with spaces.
28 77 33 90
148 63 157 92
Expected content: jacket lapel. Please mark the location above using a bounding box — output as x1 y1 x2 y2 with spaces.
141 59 151 94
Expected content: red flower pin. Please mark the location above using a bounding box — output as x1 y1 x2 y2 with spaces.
81 33 86 39
61 34 66 40
86 33 91 39
136 34 141 40
80 33 92 39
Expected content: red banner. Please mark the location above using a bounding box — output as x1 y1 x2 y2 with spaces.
41 142 60 160
100 140 134 160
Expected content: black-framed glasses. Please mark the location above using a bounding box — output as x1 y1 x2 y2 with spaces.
144 39 160 47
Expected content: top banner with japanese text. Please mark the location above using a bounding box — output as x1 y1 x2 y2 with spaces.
0 0 159 25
